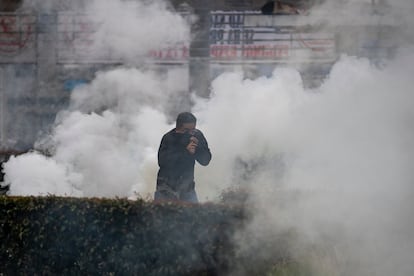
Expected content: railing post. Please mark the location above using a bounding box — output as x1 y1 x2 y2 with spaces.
189 1 211 98
0 67 4 146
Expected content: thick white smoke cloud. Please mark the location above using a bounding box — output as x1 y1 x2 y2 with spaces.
219 53 414 275
191 51 414 274
87 0 190 63
3 0 190 198
193 67 305 198
4 152 82 196
193 2 414 274
194 1 414 273
4 68 176 197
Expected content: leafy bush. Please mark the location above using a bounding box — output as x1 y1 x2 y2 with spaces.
0 196 246 275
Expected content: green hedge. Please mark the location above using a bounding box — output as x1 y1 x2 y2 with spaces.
0 196 246 275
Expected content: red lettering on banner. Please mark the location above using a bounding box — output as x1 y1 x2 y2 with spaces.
243 45 289 58
165 48 177 58
148 49 162 58
210 45 237 58
148 46 189 60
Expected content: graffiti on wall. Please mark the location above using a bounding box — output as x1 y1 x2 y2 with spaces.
0 14 35 59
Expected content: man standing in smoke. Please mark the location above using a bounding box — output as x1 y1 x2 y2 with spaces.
155 112 211 203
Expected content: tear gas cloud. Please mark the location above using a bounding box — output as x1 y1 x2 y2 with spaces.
202 53 414 275
3 0 414 274
196 1 414 275
4 0 190 198
86 0 190 63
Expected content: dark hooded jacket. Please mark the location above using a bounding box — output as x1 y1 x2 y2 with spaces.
156 128 211 192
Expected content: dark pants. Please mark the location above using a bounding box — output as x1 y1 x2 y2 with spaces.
154 187 198 203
